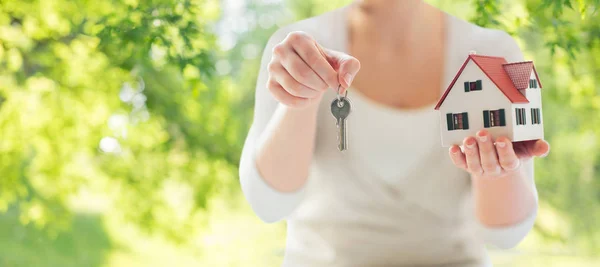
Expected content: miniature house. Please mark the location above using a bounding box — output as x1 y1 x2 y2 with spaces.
434 53 544 147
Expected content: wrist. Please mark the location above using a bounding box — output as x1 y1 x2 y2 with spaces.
285 94 324 112
308 92 326 108
472 167 536 227
278 99 321 122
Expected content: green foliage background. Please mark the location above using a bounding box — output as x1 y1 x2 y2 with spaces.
0 0 598 266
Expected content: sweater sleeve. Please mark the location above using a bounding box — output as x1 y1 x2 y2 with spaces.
238 28 307 223
475 32 539 249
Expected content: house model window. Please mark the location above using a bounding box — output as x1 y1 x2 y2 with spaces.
515 108 527 125
483 109 506 128
464 80 482 92
529 79 538 88
531 108 541 124
446 112 469 130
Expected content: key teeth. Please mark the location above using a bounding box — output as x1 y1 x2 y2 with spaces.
337 135 345 152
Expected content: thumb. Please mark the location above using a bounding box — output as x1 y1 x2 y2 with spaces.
532 140 550 158
318 46 361 93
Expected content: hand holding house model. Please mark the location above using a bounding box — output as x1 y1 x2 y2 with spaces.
434 52 544 147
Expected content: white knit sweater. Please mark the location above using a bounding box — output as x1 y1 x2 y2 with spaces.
239 5 538 267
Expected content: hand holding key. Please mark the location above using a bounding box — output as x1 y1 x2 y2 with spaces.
266 31 361 108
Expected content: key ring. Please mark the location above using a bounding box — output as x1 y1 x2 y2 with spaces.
336 84 348 107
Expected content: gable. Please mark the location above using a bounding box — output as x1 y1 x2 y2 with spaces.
434 55 530 110
503 61 543 89
436 61 513 112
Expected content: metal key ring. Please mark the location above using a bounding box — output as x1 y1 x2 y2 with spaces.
336 84 348 107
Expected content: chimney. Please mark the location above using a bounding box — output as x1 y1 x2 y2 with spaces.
469 50 477 55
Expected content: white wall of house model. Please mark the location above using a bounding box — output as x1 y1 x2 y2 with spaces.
435 54 544 147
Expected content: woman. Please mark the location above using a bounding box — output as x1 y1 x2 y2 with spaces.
239 0 550 266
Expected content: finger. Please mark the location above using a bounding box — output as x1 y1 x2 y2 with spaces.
323 48 361 91
268 61 321 98
495 136 521 171
277 45 329 92
286 33 339 90
337 54 361 91
463 136 483 175
476 130 501 176
449 145 467 170
267 78 310 108
532 140 550 157
513 139 550 158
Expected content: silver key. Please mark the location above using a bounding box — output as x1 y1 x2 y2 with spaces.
331 97 352 151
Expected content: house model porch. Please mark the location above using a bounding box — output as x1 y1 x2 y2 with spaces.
434 53 544 147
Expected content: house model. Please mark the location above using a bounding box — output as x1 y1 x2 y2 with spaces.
434 52 544 147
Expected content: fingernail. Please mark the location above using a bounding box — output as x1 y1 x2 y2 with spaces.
476 131 488 142
496 141 506 148
465 140 475 149
344 73 353 86
449 147 458 154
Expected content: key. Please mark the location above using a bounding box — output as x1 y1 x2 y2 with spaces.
331 97 352 151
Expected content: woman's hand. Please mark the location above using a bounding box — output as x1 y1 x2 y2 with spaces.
448 130 550 178
267 31 361 108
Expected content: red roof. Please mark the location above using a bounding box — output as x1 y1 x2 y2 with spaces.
503 61 543 89
434 54 535 110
